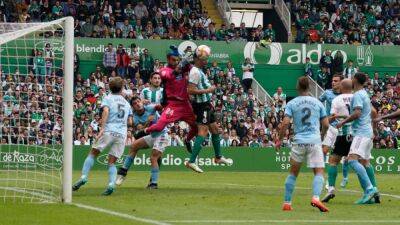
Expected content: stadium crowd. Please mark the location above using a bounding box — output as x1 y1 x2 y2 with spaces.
0 0 276 42
290 0 400 45
0 0 399 149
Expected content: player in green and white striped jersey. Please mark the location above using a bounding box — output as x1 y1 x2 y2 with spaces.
322 79 354 203
140 72 163 104
185 46 233 173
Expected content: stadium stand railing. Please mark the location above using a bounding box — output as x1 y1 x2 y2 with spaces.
251 78 274 106
307 76 325 99
274 0 291 42
217 0 233 25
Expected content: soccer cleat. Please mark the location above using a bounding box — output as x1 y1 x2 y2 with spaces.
214 156 233 166
321 193 336 203
102 186 114 196
185 161 204 173
355 188 379 204
282 203 293 211
147 183 158 189
115 175 126 186
184 139 192 153
311 198 329 212
134 129 147 139
72 178 87 191
374 193 381 204
340 178 348 188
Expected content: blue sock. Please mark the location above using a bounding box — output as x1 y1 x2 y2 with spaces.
81 155 95 180
342 160 349 179
150 167 159 184
123 155 135 170
312 174 324 199
284 174 297 203
348 160 373 193
108 164 117 188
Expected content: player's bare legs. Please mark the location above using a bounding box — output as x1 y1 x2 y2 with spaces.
72 148 100 191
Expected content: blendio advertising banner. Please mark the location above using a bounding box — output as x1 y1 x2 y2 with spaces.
2 146 398 173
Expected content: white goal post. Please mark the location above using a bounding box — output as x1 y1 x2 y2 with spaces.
0 17 73 203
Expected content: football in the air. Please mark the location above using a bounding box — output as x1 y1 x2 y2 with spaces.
195 45 211 58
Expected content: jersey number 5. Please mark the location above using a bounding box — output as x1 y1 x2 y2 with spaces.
117 104 125 118
301 107 311 127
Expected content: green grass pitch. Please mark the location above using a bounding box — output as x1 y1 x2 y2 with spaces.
2 171 400 225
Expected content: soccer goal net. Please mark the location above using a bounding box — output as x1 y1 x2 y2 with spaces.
0 17 74 203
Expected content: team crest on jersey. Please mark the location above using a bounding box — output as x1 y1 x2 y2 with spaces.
175 74 183 80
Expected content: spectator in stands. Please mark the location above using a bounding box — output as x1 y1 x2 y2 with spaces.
241 57 254 92
343 60 358 79
264 24 276 42
139 48 154 83
134 1 148 21
116 44 130 77
102 43 117 75
273 87 287 106
332 50 344 75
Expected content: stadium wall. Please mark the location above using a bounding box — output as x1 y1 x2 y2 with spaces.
74 39 400 96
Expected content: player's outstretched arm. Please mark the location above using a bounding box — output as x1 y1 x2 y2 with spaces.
337 108 361 129
375 109 400 122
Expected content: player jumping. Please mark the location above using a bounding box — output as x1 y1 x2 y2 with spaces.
185 46 233 173
336 72 380 204
116 96 169 189
135 46 197 153
320 74 350 188
322 79 353 203
276 76 329 212
72 77 133 196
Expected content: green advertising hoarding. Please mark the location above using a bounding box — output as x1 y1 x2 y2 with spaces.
75 38 400 71
74 39 400 96
2 145 398 174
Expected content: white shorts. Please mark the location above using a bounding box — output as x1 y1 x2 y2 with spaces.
93 132 126 158
349 136 373 160
290 144 325 168
322 125 338 148
143 133 170 153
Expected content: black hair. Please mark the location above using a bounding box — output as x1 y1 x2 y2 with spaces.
354 72 367 85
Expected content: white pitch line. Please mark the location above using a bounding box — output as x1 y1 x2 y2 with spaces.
73 203 171 225
178 181 400 200
164 220 400 224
